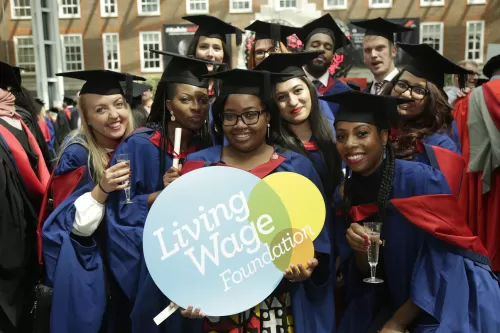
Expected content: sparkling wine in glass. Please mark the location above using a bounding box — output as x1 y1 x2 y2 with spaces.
116 153 133 204
363 222 384 284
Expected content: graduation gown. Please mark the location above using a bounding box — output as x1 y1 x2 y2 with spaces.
317 77 351 120
105 127 198 333
181 145 335 333
0 134 39 332
336 159 500 333
453 80 500 272
40 142 114 333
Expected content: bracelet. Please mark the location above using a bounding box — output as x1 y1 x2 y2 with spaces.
98 181 110 194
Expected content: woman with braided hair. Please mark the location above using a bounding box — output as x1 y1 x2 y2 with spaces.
319 90 500 333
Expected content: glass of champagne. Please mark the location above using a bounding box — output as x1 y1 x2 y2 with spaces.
116 153 133 204
363 222 384 284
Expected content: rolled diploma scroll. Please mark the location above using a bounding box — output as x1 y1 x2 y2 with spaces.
154 304 179 325
172 127 182 169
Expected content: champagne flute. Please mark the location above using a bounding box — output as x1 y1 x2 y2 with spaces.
363 222 384 284
116 153 133 204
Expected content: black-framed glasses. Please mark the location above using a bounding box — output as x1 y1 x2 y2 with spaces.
222 110 266 126
254 47 280 60
393 80 429 100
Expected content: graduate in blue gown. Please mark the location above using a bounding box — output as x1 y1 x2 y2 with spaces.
166 68 335 333
40 70 145 333
387 43 470 155
105 51 218 333
324 90 500 333
254 51 342 196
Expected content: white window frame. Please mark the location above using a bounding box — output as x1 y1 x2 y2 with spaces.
229 0 252 13
420 0 445 7
61 34 85 71
368 0 392 9
100 0 118 18
139 31 163 73
324 0 348 10
467 0 486 4
102 33 121 72
13 35 36 74
465 20 485 63
10 0 31 20
186 0 210 14
58 0 81 19
420 22 444 54
138 0 161 16
275 0 299 11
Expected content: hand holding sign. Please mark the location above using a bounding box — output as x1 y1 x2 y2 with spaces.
144 166 326 324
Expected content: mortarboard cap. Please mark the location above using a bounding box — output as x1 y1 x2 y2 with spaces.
398 43 472 88
150 50 224 88
0 61 22 91
483 54 500 79
319 90 410 130
253 51 324 82
245 20 299 46
296 14 351 52
203 69 293 99
56 70 146 97
35 98 45 106
183 15 244 46
350 17 412 43
63 96 75 105
120 82 152 99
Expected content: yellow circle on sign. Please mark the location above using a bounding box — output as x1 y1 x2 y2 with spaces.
262 172 326 241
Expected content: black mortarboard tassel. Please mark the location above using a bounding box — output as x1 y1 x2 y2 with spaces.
245 20 299 47
398 43 472 89
253 51 324 82
56 70 146 97
203 69 294 101
350 17 412 43
296 14 351 52
0 61 22 91
183 15 244 46
319 90 410 130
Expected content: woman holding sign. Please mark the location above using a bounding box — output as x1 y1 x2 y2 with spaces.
105 51 219 332
39 70 144 333
320 90 500 333
171 68 335 333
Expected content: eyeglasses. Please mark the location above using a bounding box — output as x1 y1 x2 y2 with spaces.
222 110 266 126
254 47 280 60
393 80 429 100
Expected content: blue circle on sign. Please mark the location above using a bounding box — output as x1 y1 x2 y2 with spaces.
143 166 284 317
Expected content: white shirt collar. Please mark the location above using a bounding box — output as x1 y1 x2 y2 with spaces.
370 68 400 94
303 67 330 88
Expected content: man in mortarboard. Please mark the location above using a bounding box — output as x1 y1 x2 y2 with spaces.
0 61 49 333
452 53 500 278
295 14 352 118
350 17 413 95
245 20 299 68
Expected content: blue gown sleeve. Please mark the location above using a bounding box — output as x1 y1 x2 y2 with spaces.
423 132 461 155
42 144 107 333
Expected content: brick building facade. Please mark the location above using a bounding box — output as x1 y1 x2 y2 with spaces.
0 0 498 93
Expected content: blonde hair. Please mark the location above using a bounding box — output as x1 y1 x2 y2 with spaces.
58 94 135 184
247 41 290 69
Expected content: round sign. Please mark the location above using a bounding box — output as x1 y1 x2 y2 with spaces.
143 166 326 317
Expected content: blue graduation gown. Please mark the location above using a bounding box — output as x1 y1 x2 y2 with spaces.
319 78 351 120
181 145 336 333
422 132 461 155
41 143 109 333
337 160 500 333
105 127 190 333
451 119 460 149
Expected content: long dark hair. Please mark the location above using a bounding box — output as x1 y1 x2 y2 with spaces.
211 94 281 146
387 70 454 160
272 77 341 195
147 81 212 183
341 141 396 226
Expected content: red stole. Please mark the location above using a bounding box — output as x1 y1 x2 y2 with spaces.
318 76 335 95
0 121 49 200
38 118 51 142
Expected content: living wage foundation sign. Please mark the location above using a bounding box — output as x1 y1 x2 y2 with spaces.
143 166 326 319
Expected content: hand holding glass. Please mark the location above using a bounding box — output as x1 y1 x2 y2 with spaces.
363 222 384 284
116 153 133 204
